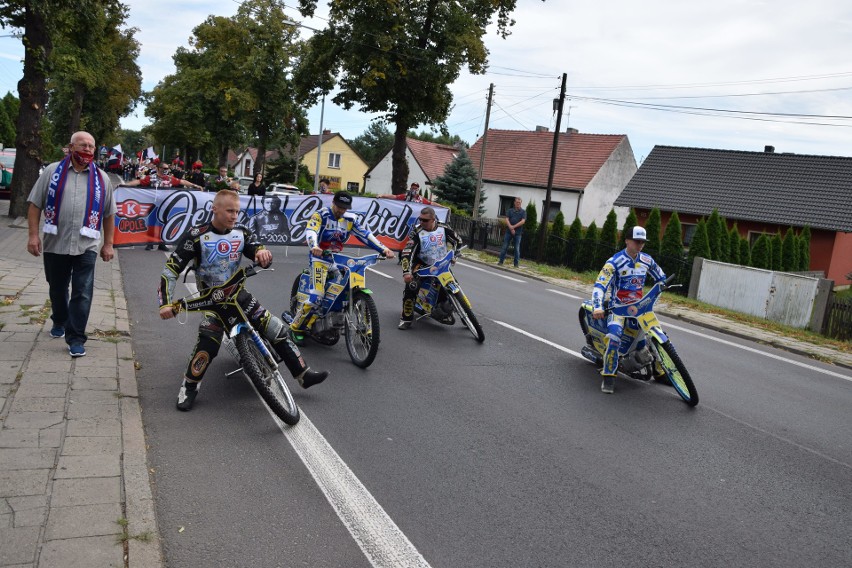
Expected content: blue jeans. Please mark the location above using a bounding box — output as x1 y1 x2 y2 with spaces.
43 251 97 346
499 231 522 266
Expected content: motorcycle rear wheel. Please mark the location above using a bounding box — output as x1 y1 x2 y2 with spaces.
652 339 698 407
449 291 485 343
235 331 300 425
345 290 380 368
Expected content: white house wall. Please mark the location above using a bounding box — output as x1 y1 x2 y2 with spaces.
577 138 635 226
480 182 580 220
364 148 429 194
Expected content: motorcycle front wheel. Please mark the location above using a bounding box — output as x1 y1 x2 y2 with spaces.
344 290 380 368
651 338 698 407
449 290 485 343
235 331 300 425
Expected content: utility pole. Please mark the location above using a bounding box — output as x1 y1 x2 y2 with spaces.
536 73 567 262
313 93 326 194
473 83 493 221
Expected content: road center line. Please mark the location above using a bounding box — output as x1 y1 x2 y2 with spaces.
368 267 395 279
660 321 852 381
263 408 432 568
547 288 584 300
455 261 527 282
492 320 586 359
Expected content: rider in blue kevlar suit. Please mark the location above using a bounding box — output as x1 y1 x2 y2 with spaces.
591 226 666 395
288 191 394 340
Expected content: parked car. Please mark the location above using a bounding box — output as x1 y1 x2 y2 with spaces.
237 176 253 193
267 183 301 196
0 149 15 200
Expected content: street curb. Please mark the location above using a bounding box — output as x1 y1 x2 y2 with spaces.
112 259 164 567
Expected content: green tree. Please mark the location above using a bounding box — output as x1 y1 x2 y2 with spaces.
576 221 599 273
619 208 638 250
597 209 619 267
660 212 684 262
1 0 58 216
0 98 14 146
688 219 711 267
739 236 751 267
770 231 783 270
751 234 771 269
147 3 308 169
718 214 730 262
728 224 741 265
546 211 566 265
798 226 811 271
565 216 583 271
706 209 724 261
522 201 538 259
432 147 482 215
781 227 799 272
408 129 467 148
46 0 142 144
296 0 523 194
644 208 662 257
350 121 394 168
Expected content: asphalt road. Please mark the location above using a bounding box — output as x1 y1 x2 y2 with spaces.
122 246 852 568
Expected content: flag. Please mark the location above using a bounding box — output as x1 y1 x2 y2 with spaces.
106 145 124 171
142 147 158 161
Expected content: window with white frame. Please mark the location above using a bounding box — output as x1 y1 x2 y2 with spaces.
328 153 341 169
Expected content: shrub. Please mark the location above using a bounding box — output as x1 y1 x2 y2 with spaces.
781 227 799 272
645 208 662 257
751 234 771 269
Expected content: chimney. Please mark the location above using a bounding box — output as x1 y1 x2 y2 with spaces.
764 145 775 153
566 127 578 134
535 126 549 133
322 129 331 135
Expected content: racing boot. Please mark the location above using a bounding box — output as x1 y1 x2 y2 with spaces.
600 335 619 394
176 378 200 411
296 368 328 389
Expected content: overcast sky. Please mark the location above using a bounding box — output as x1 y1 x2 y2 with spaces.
1 0 851 162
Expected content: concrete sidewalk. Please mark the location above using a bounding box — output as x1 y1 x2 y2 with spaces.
0 200 161 568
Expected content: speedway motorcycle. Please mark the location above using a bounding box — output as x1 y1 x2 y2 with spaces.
410 248 485 343
285 251 385 368
170 264 301 424
578 276 698 406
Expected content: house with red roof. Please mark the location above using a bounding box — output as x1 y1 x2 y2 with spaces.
467 128 637 224
365 138 461 197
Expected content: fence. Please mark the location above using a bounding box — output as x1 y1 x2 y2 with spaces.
824 295 852 341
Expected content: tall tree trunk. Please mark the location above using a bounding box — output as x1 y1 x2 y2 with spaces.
69 81 84 136
255 138 267 177
9 4 51 218
391 119 409 195
218 145 229 170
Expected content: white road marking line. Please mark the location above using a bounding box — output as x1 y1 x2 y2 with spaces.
265 410 432 568
547 288 584 300
661 321 852 381
492 320 586 359
368 267 395 279
455 261 526 282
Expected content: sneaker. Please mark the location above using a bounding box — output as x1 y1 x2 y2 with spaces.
49 325 65 338
398 319 412 330
158 244 169 251
297 368 328 389
145 244 154 250
69 344 86 358
176 381 199 411
601 375 615 394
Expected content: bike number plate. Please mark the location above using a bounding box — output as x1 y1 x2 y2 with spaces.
437 272 454 286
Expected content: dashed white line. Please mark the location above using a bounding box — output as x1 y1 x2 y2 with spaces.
368 267 395 279
546 288 584 300
455 261 527 282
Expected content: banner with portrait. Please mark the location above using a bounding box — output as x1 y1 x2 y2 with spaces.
112 188 450 249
